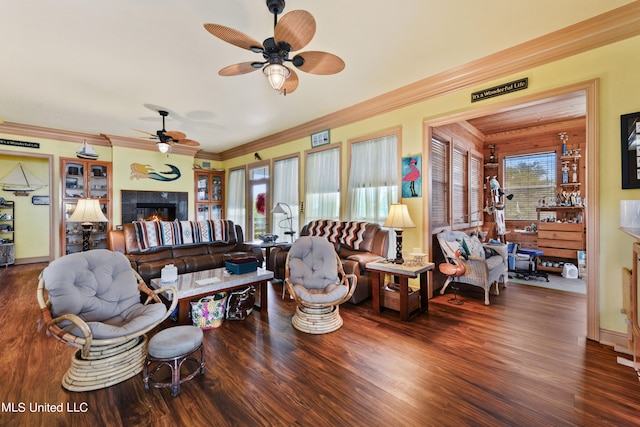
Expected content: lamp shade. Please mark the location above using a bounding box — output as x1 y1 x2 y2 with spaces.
263 63 290 91
383 204 416 229
68 199 108 223
157 142 171 153
271 203 286 214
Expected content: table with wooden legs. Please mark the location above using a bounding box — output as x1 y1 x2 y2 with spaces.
366 260 434 321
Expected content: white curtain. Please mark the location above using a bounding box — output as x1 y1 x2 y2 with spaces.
272 157 299 239
305 147 340 222
346 135 399 223
226 168 246 230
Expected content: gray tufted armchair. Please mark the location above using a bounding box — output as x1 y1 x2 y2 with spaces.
285 236 357 334
37 249 178 391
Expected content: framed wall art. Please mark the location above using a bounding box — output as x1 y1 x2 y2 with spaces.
621 111 640 189
311 129 330 148
401 155 422 198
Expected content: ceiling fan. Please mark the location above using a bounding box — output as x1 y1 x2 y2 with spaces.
134 110 200 153
204 0 345 95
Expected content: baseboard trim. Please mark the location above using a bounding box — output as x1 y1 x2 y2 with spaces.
599 328 628 348
15 256 49 265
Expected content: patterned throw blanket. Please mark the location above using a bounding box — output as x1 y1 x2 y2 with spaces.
306 220 368 250
134 219 232 250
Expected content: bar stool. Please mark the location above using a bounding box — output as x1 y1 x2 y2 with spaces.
143 325 205 397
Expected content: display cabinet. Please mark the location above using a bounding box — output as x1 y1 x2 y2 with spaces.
0 200 15 267
194 170 224 221
60 158 111 255
619 228 640 381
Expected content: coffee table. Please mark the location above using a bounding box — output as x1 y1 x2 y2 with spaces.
150 267 274 325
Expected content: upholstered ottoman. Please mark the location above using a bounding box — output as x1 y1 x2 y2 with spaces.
143 325 205 397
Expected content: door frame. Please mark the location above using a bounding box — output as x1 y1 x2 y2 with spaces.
424 79 599 341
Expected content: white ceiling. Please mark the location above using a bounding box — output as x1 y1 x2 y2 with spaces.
0 0 633 153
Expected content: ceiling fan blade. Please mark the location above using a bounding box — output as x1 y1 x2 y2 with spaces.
203 23 262 51
274 10 316 51
178 139 200 147
164 130 187 141
294 51 345 75
279 68 299 95
132 128 157 137
219 62 261 76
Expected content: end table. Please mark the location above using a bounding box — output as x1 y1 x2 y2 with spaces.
366 260 434 321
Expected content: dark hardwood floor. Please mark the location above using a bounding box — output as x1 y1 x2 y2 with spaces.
2 263 640 426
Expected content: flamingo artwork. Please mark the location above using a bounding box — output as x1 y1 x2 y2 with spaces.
402 156 421 197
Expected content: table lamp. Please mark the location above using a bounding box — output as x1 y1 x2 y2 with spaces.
383 203 416 264
68 198 108 251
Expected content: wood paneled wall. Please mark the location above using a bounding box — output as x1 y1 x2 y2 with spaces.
482 119 586 234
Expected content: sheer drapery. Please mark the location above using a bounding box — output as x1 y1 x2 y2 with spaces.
227 168 246 230
346 135 398 223
305 147 340 222
272 156 299 237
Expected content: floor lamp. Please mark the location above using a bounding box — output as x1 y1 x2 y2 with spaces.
383 204 416 264
271 202 296 242
68 198 108 251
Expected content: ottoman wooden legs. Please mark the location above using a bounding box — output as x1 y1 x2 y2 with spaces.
143 326 205 397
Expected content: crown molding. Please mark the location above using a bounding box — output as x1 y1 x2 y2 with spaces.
0 122 110 146
217 1 640 160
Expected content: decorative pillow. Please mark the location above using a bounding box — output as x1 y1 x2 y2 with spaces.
466 236 486 260
134 221 162 250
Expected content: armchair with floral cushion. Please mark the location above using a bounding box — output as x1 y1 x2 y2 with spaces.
436 230 508 305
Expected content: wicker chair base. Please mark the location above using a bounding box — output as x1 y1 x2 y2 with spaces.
62 336 147 392
292 305 343 334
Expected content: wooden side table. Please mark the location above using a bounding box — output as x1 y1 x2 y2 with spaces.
366 260 434 321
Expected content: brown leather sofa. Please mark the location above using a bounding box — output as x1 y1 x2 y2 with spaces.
269 220 388 304
107 221 263 285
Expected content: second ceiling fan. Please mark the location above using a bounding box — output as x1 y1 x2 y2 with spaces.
134 110 200 153
204 0 345 95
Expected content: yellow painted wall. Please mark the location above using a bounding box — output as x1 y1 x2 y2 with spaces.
0 154 49 260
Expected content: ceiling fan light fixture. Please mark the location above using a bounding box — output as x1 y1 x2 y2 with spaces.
157 142 171 153
263 63 290 91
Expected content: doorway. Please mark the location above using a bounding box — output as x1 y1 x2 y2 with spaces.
0 150 55 263
424 80 599 341
248 162 270 241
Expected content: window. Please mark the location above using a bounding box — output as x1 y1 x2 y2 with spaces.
430 133 482 230
305 146 340 222
346 133 398 223
503 152 556 220
227 167 246 229
272 156 299 239
249 164 269 240
470 155 482 224
430 137 449 229
452 147 468 226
